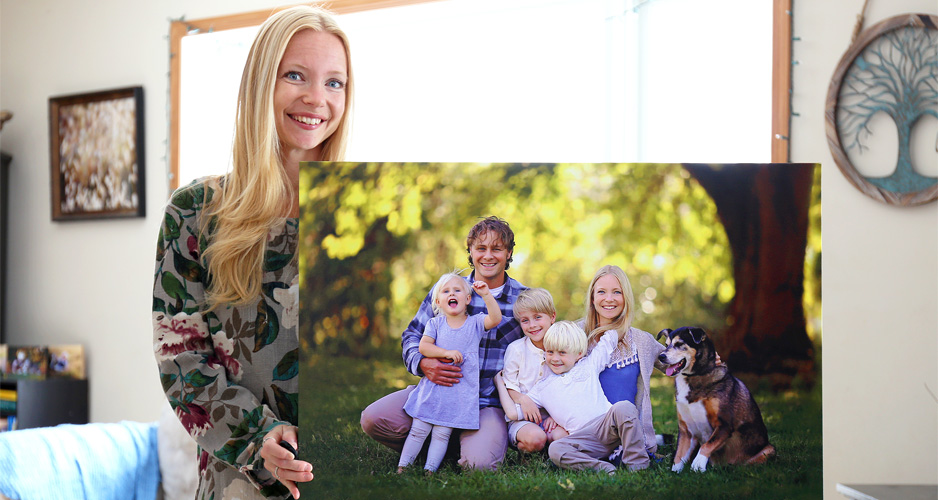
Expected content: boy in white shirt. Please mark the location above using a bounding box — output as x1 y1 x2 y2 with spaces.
498 288 563 453
495 321 650 474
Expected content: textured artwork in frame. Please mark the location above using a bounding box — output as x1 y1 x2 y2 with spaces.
49 86 145 220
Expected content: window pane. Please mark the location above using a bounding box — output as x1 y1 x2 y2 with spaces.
176 0 772 185
635 0 772 162
178 26 258 187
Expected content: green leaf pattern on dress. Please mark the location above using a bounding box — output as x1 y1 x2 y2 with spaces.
152 178 298 500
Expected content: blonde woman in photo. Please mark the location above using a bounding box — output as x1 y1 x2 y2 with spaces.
576 264 666 466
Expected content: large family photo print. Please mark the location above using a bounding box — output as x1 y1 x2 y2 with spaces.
297 162 821 499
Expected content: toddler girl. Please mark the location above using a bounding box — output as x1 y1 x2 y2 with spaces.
397 271 501 473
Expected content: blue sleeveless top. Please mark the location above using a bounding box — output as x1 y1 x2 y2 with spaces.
598 334 640 405
599 360 639 405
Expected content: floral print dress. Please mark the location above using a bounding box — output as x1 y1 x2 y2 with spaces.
153 178 298 500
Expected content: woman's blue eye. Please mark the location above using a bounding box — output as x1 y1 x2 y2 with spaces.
327 79 345 89
284 71 302 81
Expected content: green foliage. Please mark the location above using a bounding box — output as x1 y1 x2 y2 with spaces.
804 165 822 342
299 163 736 356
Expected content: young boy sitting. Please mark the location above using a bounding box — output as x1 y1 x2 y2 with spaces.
498 288 563 453
496 321 650 474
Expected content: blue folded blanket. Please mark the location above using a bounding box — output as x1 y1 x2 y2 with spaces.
0 421 160 500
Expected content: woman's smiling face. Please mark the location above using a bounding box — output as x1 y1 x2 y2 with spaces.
592 274 624 326
273 29 348 162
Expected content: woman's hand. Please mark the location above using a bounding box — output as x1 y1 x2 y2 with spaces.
420 357 463 386
261 425 313 499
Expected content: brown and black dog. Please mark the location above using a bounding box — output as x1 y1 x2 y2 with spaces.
657 326 775 473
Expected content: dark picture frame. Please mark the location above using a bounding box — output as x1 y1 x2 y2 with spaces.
49 86 145 221
0 152 9 343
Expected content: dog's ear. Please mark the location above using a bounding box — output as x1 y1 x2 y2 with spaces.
688 327 707 344
656 328 672 341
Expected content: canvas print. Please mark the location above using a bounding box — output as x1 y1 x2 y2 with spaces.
48 345 85 379
48 86 145 220
298 162 821 499
5 346 49 380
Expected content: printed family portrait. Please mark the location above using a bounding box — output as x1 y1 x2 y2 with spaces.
297 161 821 499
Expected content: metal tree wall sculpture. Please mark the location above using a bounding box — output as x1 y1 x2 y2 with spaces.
826 14 938 206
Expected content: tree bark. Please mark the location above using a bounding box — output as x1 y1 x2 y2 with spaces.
684 164 816 387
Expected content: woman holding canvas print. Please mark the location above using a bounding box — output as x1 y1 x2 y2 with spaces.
152 5 353 499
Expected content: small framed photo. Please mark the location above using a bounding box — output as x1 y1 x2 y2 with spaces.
6 346 48 380
0 344 7 378
48 345 85 379
49 86 145 221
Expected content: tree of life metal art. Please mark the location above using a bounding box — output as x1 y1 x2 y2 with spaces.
826 14 937 206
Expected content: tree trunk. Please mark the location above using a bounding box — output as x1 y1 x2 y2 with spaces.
684 164 816 388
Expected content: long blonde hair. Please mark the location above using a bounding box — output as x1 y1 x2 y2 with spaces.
584 265 635 350
202 5 353 309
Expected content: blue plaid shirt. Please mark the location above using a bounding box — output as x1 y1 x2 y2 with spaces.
402 272 527 409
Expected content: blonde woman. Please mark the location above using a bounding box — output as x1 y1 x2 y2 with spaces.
575 264 665 466
153 6 353 499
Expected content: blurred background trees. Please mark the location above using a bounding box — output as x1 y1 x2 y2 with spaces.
299 163 821 386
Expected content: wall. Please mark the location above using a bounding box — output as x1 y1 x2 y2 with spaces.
1 0 936 497
0 0 287 425
792 0 938 497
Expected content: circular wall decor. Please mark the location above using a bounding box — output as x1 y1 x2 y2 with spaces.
825 13 937 206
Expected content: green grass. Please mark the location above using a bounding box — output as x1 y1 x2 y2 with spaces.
298 355 821 500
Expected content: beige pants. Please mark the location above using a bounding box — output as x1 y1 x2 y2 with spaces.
360 385 508 471
548 400 650 473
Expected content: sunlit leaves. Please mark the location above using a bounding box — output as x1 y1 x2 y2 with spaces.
299 163 742 355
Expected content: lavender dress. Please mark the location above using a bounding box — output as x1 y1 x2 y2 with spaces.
403 313 485 430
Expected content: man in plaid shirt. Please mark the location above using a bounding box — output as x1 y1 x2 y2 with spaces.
361 216 527 470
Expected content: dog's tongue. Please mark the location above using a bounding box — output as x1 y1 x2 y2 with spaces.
666 364 679 377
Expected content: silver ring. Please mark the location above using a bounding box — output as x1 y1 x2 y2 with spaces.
275 466 281 479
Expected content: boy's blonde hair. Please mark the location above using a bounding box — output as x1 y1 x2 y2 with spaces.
542 321 587 355
512 288 556 320
429 271 470 316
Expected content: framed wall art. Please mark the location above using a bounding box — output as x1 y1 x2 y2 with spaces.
49 86 145 220
825 13 938 206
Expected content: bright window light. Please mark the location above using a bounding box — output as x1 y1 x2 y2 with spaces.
177 0 772 186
